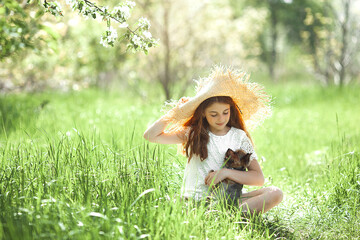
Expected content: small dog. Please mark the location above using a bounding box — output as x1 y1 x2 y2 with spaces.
209 148 252 203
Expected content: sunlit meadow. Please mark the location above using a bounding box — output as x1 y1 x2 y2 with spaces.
0 82 359 239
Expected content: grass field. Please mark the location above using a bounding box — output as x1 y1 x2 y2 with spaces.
0 82 359 239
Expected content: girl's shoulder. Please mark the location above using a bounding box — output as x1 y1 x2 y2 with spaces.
230 127 246 136
229 127 249 142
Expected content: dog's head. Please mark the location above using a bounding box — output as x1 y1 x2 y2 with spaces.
225 148 252 169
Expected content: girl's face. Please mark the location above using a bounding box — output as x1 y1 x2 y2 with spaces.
204 102 231 134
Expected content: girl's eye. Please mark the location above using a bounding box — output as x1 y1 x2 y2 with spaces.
223 112 229 115
211 115 217 117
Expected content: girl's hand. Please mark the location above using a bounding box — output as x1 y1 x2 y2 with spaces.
205 169 228 187
178 97 190 105
165 97 190 121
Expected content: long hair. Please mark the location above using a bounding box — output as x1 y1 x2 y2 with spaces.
183 96 253 162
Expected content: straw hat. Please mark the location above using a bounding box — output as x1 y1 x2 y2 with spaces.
163 65 272 131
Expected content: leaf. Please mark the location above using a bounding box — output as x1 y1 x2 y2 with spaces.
89 212 108 219
35 9 45 19
40 25 60 40
130 188 155 208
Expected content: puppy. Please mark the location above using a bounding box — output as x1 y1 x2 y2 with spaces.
210 148 252 203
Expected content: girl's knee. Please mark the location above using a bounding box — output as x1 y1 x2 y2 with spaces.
268 186 283 204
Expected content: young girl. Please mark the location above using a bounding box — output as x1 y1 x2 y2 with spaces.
143 66 283 214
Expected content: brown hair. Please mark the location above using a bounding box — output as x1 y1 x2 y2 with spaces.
182 96 253 162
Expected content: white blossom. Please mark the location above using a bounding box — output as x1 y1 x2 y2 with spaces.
47 1 63 16
65 0 77 10
100 37 108 48
55 2 62 12
119 22 129 28
142 31 152 39
100 26 118 47
65 0 75 6
95 12 103 23
132 34 142 47
102 6 109 13
125 1 136 8
113 5 131 20
59 0 154 52
138 17 150 30
80 6 92 20
108 26 118 40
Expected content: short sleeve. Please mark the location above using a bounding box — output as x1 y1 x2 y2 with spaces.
239 134 258 163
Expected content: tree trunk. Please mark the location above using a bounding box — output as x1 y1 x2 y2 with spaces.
338 0 350 87
162 0 171 100
269 2 278 81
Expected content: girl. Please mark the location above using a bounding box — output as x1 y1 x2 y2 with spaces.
143 66 283 214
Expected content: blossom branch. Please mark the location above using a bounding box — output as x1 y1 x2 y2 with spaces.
42 0 158 53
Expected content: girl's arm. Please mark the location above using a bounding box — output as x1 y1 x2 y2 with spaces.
143 117 186 144
224 159 265 186
205 159 265 186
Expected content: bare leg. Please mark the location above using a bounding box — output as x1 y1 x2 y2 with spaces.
239 186 283 214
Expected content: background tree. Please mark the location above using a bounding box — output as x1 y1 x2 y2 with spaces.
300 0 360 86
134 0 210 100
129 0 267 100
230 0 290 81
1 0 359 95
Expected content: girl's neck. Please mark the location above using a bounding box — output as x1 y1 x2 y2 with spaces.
209 126 231 136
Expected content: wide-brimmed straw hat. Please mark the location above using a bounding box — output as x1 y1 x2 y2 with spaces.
163 65 272 131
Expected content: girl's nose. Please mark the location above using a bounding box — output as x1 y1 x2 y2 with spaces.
219 114 225 122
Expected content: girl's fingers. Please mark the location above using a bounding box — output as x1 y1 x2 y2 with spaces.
206 175 211 185
205 171 216 186
205 173 211 185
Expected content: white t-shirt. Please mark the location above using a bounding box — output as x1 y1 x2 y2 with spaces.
181 127 258 200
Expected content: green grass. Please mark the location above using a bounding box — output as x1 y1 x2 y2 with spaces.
0 84 359 239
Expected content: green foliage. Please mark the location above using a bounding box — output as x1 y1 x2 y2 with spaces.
63 0 158 51
0 82 359 239
0 0 157 62
0 11 136 92
0 0 58 60
43 0 63 16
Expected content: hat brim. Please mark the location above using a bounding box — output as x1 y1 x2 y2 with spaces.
164 66 272 131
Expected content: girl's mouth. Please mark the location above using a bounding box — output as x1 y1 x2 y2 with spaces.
216 123 224 126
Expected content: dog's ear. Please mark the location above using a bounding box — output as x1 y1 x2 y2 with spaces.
226 148 235 158
226 148 234 154
235 149 246 159
242 153 252 166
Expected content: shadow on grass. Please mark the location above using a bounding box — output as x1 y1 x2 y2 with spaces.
202 200 297 239
0 94 49 137
260 215 296 239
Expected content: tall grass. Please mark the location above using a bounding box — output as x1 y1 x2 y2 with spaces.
0 85 359 239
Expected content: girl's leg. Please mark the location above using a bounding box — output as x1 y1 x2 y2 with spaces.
239 186 283 214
